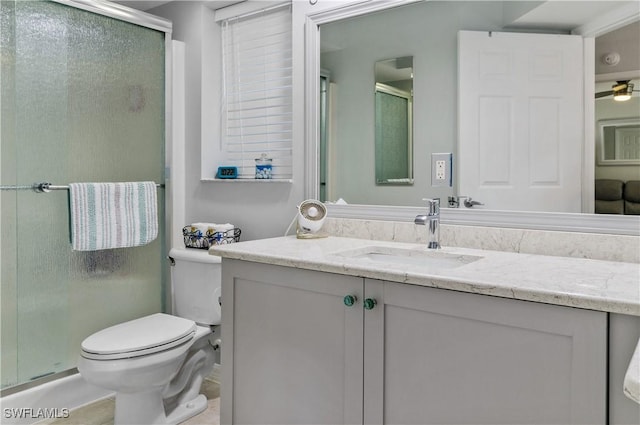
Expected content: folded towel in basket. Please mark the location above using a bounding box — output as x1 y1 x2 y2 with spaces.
69 182 158 251
191 222 235 235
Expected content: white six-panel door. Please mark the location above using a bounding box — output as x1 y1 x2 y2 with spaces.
458 31 584 212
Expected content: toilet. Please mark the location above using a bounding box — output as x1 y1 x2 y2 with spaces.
77 248 221 425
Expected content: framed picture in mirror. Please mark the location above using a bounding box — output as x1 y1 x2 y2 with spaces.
597 118 640 166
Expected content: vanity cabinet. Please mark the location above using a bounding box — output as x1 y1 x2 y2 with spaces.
364 279 607 424
219 259 364 425
220 259 608 424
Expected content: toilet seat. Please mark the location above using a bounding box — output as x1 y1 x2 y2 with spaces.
81 313 196 360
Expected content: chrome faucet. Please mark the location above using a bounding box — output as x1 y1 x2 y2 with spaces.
414 198 440 249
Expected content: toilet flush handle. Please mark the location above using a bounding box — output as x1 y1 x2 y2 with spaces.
211 339 222 351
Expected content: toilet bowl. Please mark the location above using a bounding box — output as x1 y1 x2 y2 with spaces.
77 249 221 425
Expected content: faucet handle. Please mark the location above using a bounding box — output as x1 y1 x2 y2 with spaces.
422 198 440 215
463 197 484 208
448 195 469 208
422 197 440 204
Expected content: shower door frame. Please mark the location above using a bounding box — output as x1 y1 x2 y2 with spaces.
0 0 174 397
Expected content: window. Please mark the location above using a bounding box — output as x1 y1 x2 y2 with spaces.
220 4 293 179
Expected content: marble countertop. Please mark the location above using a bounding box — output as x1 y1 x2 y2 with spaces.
209 236 640 316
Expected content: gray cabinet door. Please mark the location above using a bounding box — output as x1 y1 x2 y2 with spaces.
364 280 607 425
220 259 364 425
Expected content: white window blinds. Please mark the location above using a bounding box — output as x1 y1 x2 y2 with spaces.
221 4 293 179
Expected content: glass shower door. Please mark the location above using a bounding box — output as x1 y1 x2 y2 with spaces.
1 0 167 390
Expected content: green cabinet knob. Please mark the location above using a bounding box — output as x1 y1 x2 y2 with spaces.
343 294 357 307
364 298 377 310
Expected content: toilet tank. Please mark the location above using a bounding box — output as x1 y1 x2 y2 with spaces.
169 248 222 325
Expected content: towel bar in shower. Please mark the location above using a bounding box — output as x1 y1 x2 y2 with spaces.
0 182 165 193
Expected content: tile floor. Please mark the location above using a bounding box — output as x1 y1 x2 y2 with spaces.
37 378 220 425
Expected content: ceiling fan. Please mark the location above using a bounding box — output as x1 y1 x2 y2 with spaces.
595 80 638 101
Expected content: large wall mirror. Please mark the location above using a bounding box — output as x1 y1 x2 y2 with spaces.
307 0 640 232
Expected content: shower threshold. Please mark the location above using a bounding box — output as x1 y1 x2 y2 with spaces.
0 371 112 425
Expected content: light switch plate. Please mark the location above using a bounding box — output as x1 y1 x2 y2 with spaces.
431 153 452 187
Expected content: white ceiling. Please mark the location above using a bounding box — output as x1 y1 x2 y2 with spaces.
113 0 244 11
595 21 640 77
113 0 169 10
508 1 635 29
508 0 639 78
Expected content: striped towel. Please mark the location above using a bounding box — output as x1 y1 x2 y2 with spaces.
69 182 158 251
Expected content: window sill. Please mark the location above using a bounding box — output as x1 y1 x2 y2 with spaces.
201 178 293 183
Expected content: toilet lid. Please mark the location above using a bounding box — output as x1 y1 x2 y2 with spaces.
81 313 196 360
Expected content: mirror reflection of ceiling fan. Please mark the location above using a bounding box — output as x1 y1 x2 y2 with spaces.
595 80 639 101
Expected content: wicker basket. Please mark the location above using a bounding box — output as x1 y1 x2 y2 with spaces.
182 226 241 249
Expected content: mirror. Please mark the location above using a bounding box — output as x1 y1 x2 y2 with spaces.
316 0 640 213
374 57 413 185
598 118 640 165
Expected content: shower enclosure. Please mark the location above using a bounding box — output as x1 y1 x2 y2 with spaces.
1 0 170 392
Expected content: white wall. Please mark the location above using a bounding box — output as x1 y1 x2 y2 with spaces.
151 1 306 241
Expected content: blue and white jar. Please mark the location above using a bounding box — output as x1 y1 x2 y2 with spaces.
255 153 273 179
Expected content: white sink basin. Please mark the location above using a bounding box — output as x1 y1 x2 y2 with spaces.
334 245 482 270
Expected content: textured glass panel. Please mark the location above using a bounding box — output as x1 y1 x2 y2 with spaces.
1 0 19 389
375 91 410 182
14 0 71 383
1 0 166 389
